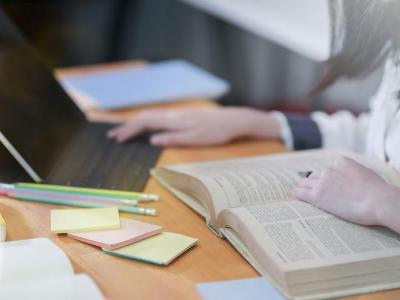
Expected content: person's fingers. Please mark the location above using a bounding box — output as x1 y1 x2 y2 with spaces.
293 187 319 204
333 156 361 169
343 157 370 171
107 121 147 142
307 169 323 180
150 131 198 146
331 156 373 178
296 178 317 189
107 125 126 138
107 111 172 142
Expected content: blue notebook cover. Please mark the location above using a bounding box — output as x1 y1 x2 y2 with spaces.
196 277 285 300
60 59 230 109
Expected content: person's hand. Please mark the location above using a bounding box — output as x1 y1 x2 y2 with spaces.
107 107 281 146
293 157 400 228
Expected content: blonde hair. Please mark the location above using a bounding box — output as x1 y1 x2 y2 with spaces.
311 0 398 95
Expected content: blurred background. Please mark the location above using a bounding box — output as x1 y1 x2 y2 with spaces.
3 0 383 114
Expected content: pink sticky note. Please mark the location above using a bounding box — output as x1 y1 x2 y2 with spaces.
68 218 162 250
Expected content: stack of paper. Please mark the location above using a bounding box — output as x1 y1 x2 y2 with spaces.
68 218 162 250
0 238 104 299
51 207 197 265
102 232 198 265
50 207 120 233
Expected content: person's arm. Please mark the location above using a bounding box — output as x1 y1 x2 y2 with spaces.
311 110 370 153
107 107 283 146
376 186 400 234
274 112 322 150
294 157 400 234
274 109 371 153
107 106 369 151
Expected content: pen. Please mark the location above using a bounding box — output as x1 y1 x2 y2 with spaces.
5 192 157 216
298 171 313 178
0 187 138 207
14 182 160 202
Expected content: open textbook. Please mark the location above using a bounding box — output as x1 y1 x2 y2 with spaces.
152 149 400 299
0 238 103 300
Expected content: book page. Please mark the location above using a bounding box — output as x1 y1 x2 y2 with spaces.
0 274 104 300
0 238 74 286
353 155 400 187
221 201 400 272
159 149 400 240
164 150 341 218
152 168 212 219
163 149 400 217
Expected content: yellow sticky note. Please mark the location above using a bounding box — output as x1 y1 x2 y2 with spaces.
51 207 120 233
102 232 197 265
0 213 6 242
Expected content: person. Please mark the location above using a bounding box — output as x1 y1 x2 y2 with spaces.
107 1 400 233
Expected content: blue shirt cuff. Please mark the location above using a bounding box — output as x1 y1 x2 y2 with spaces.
282 113 322 150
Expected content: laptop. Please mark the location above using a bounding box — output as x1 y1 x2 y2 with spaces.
0 9 161 191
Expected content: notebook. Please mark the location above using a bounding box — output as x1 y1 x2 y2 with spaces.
102 232 198 265
59 59 230 110
0 238 103 300
196 277 284 300
67 217 162 250
51 207 120 233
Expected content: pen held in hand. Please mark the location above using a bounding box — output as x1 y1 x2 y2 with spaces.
298 171 313 178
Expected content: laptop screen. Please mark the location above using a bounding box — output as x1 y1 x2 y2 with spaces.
0 9 85 182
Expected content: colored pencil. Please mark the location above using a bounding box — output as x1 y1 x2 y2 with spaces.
0 187 138 207
15 182 159 202
5 192 156 216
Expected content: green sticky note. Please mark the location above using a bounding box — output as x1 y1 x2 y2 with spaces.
51 207 120 233
102 232 198 265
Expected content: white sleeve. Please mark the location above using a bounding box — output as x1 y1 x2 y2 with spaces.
271 111 294 150
311 110 370 153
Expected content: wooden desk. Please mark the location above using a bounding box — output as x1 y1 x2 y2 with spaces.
1 61 398 300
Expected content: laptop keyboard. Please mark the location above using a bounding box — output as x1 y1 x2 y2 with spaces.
46 122 161 191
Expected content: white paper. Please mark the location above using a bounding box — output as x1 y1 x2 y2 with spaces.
0 274 104 300
0 238 73 286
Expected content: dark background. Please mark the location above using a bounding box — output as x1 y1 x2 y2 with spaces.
3 0 382 112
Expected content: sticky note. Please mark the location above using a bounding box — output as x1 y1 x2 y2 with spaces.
67 217 162 250
197 277 284 300
51 207 120 233
0 213 5 226
102 232 197 265
0 213 5 242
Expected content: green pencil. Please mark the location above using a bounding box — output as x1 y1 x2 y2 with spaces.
15 182 159 202
8 192 157 216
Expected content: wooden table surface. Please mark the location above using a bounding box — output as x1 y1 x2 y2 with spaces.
1 61 398 300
